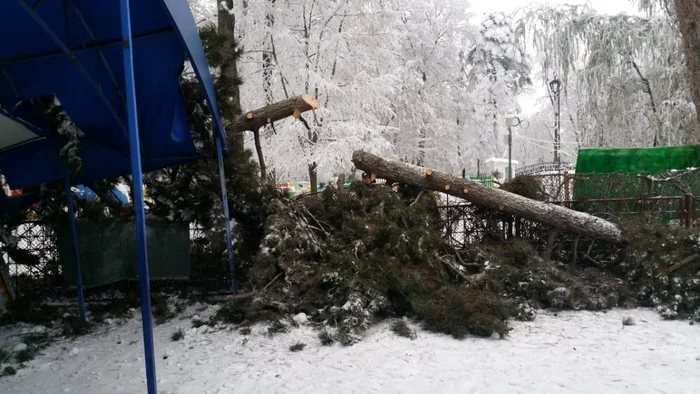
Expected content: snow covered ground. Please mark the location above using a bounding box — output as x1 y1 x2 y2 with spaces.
1 307 699 394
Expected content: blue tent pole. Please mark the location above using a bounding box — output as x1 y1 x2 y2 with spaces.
63 176 86 321
215 134 236 294
119 1 157 393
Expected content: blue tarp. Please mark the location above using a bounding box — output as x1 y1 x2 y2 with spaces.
71 185 129 205
0 0 225 191
71 185 98 203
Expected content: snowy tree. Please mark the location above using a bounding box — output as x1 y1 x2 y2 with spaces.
464 12 531 166
187 0 216 24
516 4 697 148
634 0 700 140
387 0 474 174
189 0 486 182
230 0 404 190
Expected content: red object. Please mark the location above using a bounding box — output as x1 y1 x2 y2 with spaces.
9 189 22 196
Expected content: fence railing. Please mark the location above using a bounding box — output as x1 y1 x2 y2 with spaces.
515 161 575 176
437 193 698 251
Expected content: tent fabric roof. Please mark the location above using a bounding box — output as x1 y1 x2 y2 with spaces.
0 113 40 150
0 0 224 191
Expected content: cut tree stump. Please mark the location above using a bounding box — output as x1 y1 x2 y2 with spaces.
231 94 319 133
352 151 625 244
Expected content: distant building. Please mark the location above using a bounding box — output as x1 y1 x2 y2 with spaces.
485 157 518 183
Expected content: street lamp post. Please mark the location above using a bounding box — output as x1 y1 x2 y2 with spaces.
508 126 513 181
505 116 522 181
549 78 562 170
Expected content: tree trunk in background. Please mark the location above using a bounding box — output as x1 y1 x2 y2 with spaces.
674 0 700 141
309 162 318 194
337 173 345 191
218 0 245 150
262 0 276 146
253 129 267 182
352 151 625 244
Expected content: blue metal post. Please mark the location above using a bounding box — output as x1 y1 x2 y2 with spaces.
63 176 86 321
119 1 157 393
215 134 236 294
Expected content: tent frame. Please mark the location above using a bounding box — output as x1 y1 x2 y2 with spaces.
120 1 158 391
7 1 239 393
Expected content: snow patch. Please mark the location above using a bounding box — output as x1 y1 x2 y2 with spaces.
1 309 699 393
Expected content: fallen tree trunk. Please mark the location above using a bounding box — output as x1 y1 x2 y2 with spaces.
231 94 319 133
352 151 624 244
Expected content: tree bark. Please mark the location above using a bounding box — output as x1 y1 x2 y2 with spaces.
252 129 267 182
674 0 700 139
218 1 244 150
337 173 345 191
352 151 624 244
231 94 319 133
309 162 318 194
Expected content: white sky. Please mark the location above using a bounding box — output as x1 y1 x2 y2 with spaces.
469 0 640 19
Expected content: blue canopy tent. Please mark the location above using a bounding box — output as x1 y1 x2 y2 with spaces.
0 1 236 392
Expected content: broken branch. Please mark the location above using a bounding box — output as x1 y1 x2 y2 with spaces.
231 94 319 133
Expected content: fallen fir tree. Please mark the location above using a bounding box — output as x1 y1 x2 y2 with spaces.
5 177 699 344
205 176 697 343
231 94 319 180
351 151 624 244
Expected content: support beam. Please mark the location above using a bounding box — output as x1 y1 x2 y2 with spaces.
0 28 174 65
215 134 236 294
63 176 86 321
67 0 126 104
352 151 625 244
119 1 157 393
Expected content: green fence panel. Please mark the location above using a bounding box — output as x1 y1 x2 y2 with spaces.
574 145 700 204
466 176 493 187
56 218 190 288
576 145 700 174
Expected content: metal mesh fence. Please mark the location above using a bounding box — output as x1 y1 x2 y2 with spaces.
4 171 699 294
2 221 61 292
2 220 223 294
